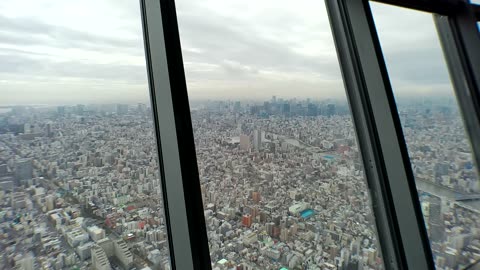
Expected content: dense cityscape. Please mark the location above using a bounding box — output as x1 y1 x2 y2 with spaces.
0 96 479 270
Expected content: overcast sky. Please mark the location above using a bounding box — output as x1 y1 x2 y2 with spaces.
0 0 454 105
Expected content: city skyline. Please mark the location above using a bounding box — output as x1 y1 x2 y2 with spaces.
1 0 479 269
0 0 453 105
1 96 478 269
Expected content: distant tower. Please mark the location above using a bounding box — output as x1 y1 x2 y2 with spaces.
46 123 53 137
428 196 445 242
239 135 251 151
57 106 65 116
116 104 129 115
253 130 262 151
76 104 85 115
282 103 290 115
327 104 336 116
15 159 33 186
23 123 33 134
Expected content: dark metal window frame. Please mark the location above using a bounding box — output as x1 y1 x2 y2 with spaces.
327 0 480 269
140 0 211 269
138 0 480 269
435 3 480 190
326 0 433 268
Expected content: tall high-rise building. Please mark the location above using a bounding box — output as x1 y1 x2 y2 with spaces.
91 245 111 270
23 123 31 134
76 104 85 115
113 239 133 269
45 122 53 137
253 130 262 151
428 196 445 241
116 104 129 115
252 192 261 203
45 194 55 211
137 103 147 113
15 158 33 186
239 134 250 151
282 103 290 115
57 106 65 116
307 103 318 116
242 214 253 228
327 104 336 116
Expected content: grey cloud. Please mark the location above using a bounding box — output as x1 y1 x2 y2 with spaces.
221 60 259 76
0 14 144 55
0 54 147 83
0 0 456 105
383 48 451 86
177 10 342 80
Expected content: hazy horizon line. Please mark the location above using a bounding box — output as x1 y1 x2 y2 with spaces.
0 94 457 107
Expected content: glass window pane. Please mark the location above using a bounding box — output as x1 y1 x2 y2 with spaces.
176 1 385 269
0 1 171 269
371 3 480 269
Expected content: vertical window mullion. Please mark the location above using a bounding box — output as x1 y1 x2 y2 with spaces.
325 0 435 269
140 0 212 269
434 4 480 177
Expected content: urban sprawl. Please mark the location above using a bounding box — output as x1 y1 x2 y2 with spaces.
0 96 479 270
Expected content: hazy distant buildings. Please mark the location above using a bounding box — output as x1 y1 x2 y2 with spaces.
15 158 33 185
57 106 66 116
45 122 53 137
116 104 129 115
327 104 336 116
239 135 250 151
253 130 262 151
76 104 85 115
282 103 290 115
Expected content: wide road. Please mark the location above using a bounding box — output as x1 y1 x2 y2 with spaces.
415 178 480 211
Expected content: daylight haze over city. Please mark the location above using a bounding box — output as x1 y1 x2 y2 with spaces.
1 0 480 270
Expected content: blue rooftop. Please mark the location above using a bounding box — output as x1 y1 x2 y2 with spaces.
300 209 314 219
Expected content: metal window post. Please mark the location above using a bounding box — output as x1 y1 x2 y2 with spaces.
435 3 480 176
325 0 435 269
140 0 212 269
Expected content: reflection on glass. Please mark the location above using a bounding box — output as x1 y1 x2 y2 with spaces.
177 0 384 269
371 3 480 269
0 1 171 269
